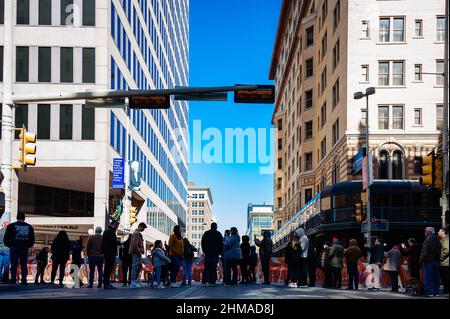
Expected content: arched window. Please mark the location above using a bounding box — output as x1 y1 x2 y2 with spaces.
392 150 403 179
332 163 339 184
379 150 389 179
321 176 326 190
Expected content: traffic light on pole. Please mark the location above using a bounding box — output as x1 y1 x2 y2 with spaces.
129 95 170 109
354 202 363 223
419 153 434 186
433 156 443 190
234 85 275 104
19 127 37 170
129 206 137 225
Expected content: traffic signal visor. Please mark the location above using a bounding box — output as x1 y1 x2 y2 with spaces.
354 202 363 223
434 157 443 189
234 85 275 104
19 129 37 166
419 155 433 186
129 95 170 109
130 206 138 225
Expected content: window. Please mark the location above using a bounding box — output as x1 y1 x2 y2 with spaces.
321 137 327 160
38 47 51 82
392 105 404 129
414 108 422 125
305 89 313 109
37 104 51 139
436 60 444 85
415 19 423 37
333 0 340 32
332 118 339 145
378 150 388 179
362 20 370 38
361 65 369 82
82 105 95 140
60 104 73 139
414 64 422 81
306 58 314 77
277 119 282 130
332 78 339 108
39 0 51 25
378 62 389 86
321 0 328 24
392 61 404 85
17 0 29 25
61 0 74 25
333 39 340 70
278 138 282 150
14 104 28 139
392 150 403 179
379 18 390 42
16 46 29 82
82 0 96 26
60 47 73 83
321 32 327 58
306 27 314 47
414 157 422 174
82 48 95 83
393 18 405 42
0 46 3 81
321 103 327 128
436 104 443 130
278 158 282 170
0 0 4 24
321 67 327 93
332 163 339 184
305 188 313 203
378 106 389 129
277 197 282 208
305 121 313 140
437 17 445 41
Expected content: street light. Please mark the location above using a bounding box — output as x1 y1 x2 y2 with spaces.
354 87 376 248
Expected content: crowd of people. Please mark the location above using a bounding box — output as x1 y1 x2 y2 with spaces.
0 213 448 297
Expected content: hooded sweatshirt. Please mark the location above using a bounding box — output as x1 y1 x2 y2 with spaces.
295 228 309 258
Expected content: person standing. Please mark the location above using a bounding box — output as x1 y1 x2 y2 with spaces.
223 227 242 286
3 212 35 285
329 238 344 289
438 227 449 294
168 225 184 288
254 230 273 285
420 227 442 297
0 222 11 283
86 226 104 288
365 237 384 291
240 235 251 284
201 223 223 287
119 235 132 287
401 238 421 282
384 244 402 292
307 241 318 287
34 247 49 285
152 240 171 288
295 228 309 288
50 230 71 287
248 246 258 284
344 239 362 290
220 229 230 285
71 238 84 287
129 222 147 288
319 242 332 288
101 220 120 289
285 233 301 288
182 238 197 286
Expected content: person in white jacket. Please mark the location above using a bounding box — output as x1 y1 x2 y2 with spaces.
152 240 171 288
295 228 309 288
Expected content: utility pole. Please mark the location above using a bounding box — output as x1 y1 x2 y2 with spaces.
442 0 449 227
123 98 131 233
0 0 14 225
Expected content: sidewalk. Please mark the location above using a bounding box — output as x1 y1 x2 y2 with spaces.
0 283 54 293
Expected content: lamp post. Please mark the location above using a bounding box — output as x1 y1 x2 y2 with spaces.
354 87 376 247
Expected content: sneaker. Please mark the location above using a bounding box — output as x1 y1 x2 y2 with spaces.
188 282 192 286
104 285 116 290
130 284 140 288
170 283 181 288
157 284 165 289
201 283 208 287
288 283 298 288
299 285 308 288
122 283 128 287
87 284 93 288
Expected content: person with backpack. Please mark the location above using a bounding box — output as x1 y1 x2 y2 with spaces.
344 239 362 290
285 233 301 288
248 246 258 284
119 235 132 287
35 247 49 285
319 241 332 288
240 235 251 284
152 240 171 289
329 238 344 289
50 230 71 287
182 238 197 286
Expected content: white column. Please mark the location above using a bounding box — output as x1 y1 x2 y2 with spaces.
30 0 39 25
29 46 38 83
28 104 38 133
52 0 61 25
73 47 82 84
73 103 82 140
52 46 60 83
50 104 60 140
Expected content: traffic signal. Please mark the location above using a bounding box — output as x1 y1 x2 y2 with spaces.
129 95 170 109
234 85 275 104
129 206 137 225
419 151 443 190
19 127 37 169
354 202 364 223
433 156 443 190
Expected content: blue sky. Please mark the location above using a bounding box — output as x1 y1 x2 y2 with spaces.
188 0 282 233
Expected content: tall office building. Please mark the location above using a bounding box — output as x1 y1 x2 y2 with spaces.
270 0 444 227
0 0 189 248
247 203 274 245
187 182 213 250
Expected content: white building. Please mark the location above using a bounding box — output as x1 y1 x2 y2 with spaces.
247 203 274 245
0 0 189 249
187 182 213 250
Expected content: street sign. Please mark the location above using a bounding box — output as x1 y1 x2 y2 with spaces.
361 219 389 232
112 158 125 189
352 148 365 175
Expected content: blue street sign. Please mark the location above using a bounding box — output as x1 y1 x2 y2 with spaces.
112 158 125 189
361 220 389 232
352 148 366 175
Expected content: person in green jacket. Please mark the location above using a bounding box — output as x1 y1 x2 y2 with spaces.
328 238 344 288
438 227 449 294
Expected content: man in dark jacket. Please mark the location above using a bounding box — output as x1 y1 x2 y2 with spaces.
119 236 132 287
420 227 442 297
101 220 120 289
365 237 384 290
401 238 421 281
4 213 35 284
201 223 223 286
86 226 104 288
255 230 273 285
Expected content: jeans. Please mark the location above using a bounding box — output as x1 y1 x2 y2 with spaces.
308 264 317 286
0 249 10 282
331 267 342 288
154 266 162 285
10 246 29 284
88 256 104 287
298 258 307 286
121 261 132 285
35 265 46 284
440 266 449 294
323 266 332 288
182 258 193 284
347 261 359 289
130 254 142 284
423 261 440 295
287 263 300 283
203 255 219 284
225 259 239 285
240 260 249 283
261 257 271 284
51 260 66 285
103 254 116 287
170 255 181 284
388 271 399 292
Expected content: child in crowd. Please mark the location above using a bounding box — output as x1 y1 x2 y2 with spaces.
35 247 49 284
152 240 171 289
248 246 258 284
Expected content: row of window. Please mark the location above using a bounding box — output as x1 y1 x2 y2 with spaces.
190 193 205 199
191 202 205 208
0 46 95 83
190 210 205 216
190 218 205 224
190 225 205 232
147 202 177 237
377 104 444 130
0 0 95 26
